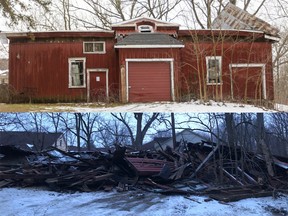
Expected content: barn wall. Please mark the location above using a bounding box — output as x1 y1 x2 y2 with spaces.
8 30 275 103
9 37 118 102
180 37 273 101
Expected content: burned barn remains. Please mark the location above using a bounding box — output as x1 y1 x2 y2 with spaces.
0 138 287 203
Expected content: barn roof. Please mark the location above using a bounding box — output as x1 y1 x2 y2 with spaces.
5 30 114 40
212 3 280 38
0 131 63 153
114 33 184 48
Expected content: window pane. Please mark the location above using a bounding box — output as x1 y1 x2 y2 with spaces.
84 42 104 53
207 58 221 84
84 43 94 52
70 61 84 86
94 43 104 51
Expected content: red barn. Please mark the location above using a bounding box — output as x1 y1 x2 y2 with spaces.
6 4 279 103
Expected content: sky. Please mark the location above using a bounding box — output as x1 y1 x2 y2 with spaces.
0 1 286 31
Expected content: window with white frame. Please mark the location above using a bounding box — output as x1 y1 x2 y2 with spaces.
206 56 222 84
138 25 153 33
83 41 105 54
69 58 86 88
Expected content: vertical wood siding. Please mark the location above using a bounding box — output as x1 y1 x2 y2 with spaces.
9 38 118 101
180 39 273 101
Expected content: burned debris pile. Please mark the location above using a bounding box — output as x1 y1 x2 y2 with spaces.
0 141 287 202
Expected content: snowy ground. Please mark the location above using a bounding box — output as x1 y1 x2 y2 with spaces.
52 100 280 113
0 187 287 216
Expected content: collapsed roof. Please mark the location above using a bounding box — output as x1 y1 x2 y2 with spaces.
212 3 280 38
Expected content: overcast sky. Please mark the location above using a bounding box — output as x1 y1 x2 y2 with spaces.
0 1 287 32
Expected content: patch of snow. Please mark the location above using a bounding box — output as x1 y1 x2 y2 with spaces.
53 100 276 113
275 103 288 112
26 144 34 149
0 187 287 216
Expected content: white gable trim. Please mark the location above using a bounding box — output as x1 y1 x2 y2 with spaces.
112 16 180 27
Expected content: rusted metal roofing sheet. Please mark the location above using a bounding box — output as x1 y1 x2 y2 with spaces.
212 3 279 37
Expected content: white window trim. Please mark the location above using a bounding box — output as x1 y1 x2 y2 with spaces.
68 57 86 88
125 58 175 102
87 68 109 102
83 41 106 54
206 56 222 85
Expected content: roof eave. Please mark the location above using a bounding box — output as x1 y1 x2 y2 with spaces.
264 34 281 42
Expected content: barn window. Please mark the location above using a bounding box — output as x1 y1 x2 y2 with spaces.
69 58 86 88
206 56 222 84
138 25 153 33
83 42 105 54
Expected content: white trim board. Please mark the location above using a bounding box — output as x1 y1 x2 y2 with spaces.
125 58 175 102
87 68 109 102
229 63 266 100
115 44 184 49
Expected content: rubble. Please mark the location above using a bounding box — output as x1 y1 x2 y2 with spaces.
0 141 287 202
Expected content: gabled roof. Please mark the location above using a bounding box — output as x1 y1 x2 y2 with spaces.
212 3 280 38
114 33 184 48
111 17 180 28
142 137 171 150
0 131 63 153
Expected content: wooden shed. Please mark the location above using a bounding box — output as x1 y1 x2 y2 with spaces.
6 4 279 103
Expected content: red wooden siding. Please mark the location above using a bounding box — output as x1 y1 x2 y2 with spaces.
128 61 171 102
125 157 175 176
9 37 118 102
179 38 274 101
232 67 262 100
7 27 275 103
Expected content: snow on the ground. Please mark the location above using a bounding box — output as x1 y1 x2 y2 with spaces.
54 100 279 113
275 103 288 112
0 187 287 216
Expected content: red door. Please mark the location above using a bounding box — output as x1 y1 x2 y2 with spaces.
232 67 262 100
89 72 107 102
128 62 171 102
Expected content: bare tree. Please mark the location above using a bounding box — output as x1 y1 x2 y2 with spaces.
111 112 160 149
96 117 131 147
61 113 99 151
36 0 182 30
183 0 268 29
256 113 274 177
0 0 51 29
267 113 288 157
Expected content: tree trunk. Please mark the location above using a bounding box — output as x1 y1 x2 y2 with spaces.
134 113 143 149
75 113 81 152
171 113 176 149
257 113 274 177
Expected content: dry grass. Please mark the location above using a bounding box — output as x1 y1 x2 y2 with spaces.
0 103 121 112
